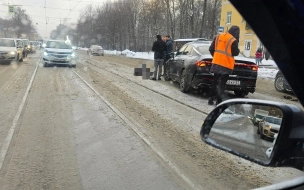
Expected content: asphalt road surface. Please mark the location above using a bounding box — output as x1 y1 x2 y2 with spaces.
0 51 303 190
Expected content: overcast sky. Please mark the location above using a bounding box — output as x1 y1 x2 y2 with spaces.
0 0 107 39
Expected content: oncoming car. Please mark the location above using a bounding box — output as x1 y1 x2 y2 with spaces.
42 40 77 68
0 38 24 63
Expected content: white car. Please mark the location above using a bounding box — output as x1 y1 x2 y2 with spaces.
42 40 77 68
0 38 24 63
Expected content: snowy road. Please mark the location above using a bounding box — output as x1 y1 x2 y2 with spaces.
0 51 303 190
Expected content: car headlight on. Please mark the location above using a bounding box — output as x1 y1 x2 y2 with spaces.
71 52 76 57
8 51 16 56
43 51 49 56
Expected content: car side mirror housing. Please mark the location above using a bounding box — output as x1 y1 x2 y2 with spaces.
200 98 304 170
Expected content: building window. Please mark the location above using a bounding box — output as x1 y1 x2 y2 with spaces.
245 41 251 50
226 11 232 24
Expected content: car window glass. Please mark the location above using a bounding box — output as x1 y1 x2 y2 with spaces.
0 39 15 47
197 45 210 54
46 41 72 49
177 45 187 55
183 45 193 55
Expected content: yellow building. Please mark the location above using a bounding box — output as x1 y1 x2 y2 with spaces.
219 0 263 58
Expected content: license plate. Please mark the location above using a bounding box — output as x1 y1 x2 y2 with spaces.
226 80 240 85
54 58 65 61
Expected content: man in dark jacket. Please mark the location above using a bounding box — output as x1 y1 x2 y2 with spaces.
208 25 240 105
163 35 173 76
151 35 167 80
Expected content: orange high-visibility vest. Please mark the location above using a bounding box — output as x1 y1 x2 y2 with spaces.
212 33 236 70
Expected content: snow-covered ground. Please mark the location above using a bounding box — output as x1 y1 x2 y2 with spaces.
78 48 279 79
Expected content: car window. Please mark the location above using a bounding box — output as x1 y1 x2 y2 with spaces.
16 40 23 47
197 45 210 55
0 39 15 47
46 41 72 49
182 45 193 55
177 45 187 55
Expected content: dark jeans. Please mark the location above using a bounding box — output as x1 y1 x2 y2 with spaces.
209 73 229 103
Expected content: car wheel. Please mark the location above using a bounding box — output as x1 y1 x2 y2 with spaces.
275 74 286 92
234 91 249 97
257 127 260 134
180 70 191 93
73 65 76 68
164 64 171 81
43 62 47 67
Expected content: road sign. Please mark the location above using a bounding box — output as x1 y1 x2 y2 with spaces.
8 5 14 13
218 26 224 33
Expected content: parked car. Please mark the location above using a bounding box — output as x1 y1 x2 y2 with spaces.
0 38 24 63
42 40 77 68
164 41 258 97
257 115 282 140
274 70 292 92
87 45 104 56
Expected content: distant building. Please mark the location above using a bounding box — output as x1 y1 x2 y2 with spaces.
219 0 265 58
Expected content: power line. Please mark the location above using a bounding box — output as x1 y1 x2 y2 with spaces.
64 0 83 21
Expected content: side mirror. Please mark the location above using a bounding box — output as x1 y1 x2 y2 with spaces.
200 99 304 170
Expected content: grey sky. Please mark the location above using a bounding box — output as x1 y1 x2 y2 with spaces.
0 0 107 39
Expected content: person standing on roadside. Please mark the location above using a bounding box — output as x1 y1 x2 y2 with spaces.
208 25 240 105
151 34 166 80
255 48 263 65
163 35 173 76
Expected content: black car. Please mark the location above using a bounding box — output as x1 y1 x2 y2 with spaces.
274 70 292 92
164 41 258 97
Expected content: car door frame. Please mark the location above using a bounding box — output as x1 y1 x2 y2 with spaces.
177 45 194 82
169 45 188 81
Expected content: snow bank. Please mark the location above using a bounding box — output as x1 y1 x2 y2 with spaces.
258 67 278 80
104 49 154 60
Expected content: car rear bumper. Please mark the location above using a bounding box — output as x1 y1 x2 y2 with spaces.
191 73 256 93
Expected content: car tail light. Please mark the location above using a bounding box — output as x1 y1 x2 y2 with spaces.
235 63 258 71
196 60 212 67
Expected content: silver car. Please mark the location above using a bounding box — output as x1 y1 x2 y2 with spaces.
42 40 77 68
87 45 104 56
0 38 24 63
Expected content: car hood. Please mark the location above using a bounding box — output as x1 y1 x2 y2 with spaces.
0 47 16 52
45 48 73 53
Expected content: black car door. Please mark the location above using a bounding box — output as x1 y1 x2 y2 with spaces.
169 45 188 80
176 45 194 80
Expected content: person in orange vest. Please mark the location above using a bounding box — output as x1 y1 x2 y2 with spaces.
208 25 240 105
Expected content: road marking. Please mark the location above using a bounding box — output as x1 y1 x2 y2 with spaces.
0 58 39 171
73 70 201 190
